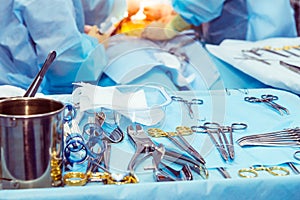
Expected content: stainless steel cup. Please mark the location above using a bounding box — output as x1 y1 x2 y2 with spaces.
0 97 65 189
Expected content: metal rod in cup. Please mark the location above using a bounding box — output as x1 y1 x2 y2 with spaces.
23 51 57 97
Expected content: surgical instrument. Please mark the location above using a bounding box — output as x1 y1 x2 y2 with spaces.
193 122 247 160
63 104 77 122
241 48 262 56
205 122 247 160
279 60 300 74
150 144 193 181
191 124 228 161
235 53 271 65
64 132 108 165
238 165 290 178
225 88 249 96
244 94 289 115
282 46 300 57
127 124 208 180
261 46 289 58
82 112 124 143
82 122 124 143
237 127 300 147
294 150 300 161
147 126 193 137
171 96 203 119
286 162 300 175
63 129 138 186
166 34 198 65
217 167 231 179
86 138 110 173
63 149 138 186
147 127 206 164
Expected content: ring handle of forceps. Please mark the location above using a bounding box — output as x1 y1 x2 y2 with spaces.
194 123 247 132
64 135 106 164
238 166 290 178
244 96 261 103
202 122 221 130
261 94 278 101
294 150 300 161
83 122 124 143
63 104 77 122
171 96 203 105
230 123 248 131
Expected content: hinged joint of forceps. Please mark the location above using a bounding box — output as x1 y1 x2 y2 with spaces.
171 96 204 119
244 95 289 116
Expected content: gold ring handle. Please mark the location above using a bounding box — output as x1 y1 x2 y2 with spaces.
63 172 87 186
238 168 258 178
268 166 290 176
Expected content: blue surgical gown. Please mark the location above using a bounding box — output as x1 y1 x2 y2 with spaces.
172 0 297 44
0 0 113 94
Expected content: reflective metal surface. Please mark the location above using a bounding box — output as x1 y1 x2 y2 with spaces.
0 97 64 189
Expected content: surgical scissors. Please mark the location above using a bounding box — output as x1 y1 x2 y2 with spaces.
244 94 289 116
238 165 290 178
127 124 208 180
171 96 203 119
191 122 247 161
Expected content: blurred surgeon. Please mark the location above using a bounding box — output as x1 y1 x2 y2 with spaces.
0 0 114 94
143 0 297 44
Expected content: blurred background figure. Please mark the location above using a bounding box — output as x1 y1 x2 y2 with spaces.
0 0 116 94
290 0 300 35
113 0 176 38
142 0 298 44
96 0 222 91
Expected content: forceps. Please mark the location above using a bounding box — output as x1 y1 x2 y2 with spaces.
171 96 203 119
244 94 289 115
237 127 300 147
127 124 209 179
279 60 300 74
235 53 271 65
203 122 247 160
63 140 138 186
82 112 124 143
192 122 247 161
191 124 228 161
